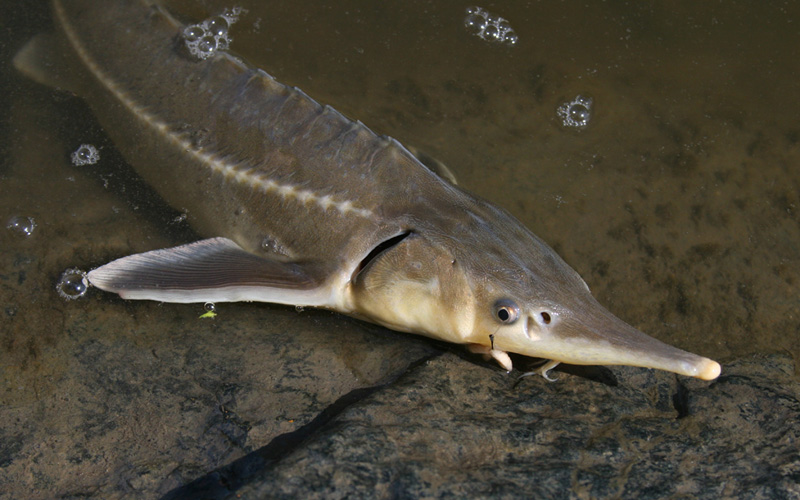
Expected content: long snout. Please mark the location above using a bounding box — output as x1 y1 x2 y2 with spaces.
525 294 721 380
562 295 720 380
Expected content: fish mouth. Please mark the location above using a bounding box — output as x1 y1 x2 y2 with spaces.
519 294 721 380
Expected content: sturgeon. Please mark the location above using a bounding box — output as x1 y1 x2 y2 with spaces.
16 0 721 381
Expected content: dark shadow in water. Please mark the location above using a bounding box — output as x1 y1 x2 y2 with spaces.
54 94 201 247
161 351 443 500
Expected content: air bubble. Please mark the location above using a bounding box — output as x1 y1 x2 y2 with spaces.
483 25 499 41
464 14 486 34
221 6 245 24
171 212 188 224
71 144 100 166
198 36 217 54
6 216 36 237
199 301 218 318
184 25 205 41
557 95 593 129
56 268 88 300
463 6 518 46
260 236 288 256
207 17 229 36
182 7 246 61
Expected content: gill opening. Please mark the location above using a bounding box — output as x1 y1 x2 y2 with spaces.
352 231 412 282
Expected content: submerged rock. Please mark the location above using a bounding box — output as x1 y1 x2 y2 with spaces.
228 353 800 499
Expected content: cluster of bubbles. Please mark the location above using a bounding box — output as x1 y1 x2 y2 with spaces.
71 144 100 166
464 6 518 46
557 95 593 129
6 215 36 237
183 7 245 60
56 268 88 300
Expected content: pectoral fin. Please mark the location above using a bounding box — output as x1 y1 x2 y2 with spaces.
87 237 333 305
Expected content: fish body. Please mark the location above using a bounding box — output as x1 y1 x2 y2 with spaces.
16 0 720 380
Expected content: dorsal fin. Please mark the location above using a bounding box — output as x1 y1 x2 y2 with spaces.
407 145 458 185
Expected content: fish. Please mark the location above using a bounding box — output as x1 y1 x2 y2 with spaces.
15 0 721 381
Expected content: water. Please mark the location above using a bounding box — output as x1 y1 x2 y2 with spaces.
1 0 799 496
3 0 799 384
188 0 798 362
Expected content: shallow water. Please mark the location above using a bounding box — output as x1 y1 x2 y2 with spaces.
177 0 799 365
3 0 799 390
1 0 799 495
219 0 800 362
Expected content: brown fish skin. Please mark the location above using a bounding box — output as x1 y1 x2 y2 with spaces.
16 0 720 381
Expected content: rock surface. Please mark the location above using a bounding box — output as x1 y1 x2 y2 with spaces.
215 353 800 499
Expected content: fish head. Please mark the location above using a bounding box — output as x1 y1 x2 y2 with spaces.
468 280 722 381
350 198 720 381
351 232 479 344
456 200 721 381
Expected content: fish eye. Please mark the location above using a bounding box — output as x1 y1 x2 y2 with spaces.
493 299 519 324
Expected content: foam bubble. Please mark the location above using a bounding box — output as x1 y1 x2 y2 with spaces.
183 7 246 60
207 17 230 37
184 25 205 42
463 6 518 46
71 144 100 166
56 268 88 300
6 216 36 237
464 13 487 35
557 95 593 129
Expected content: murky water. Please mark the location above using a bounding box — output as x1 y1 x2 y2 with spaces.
168 0 800 362
1 0 799 496
228 0 799 362
3 0 800 381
